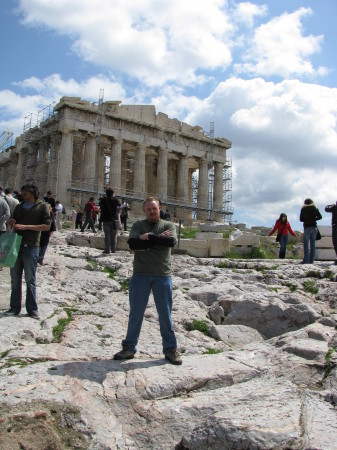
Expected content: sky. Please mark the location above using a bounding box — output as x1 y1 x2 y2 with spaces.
1 0 337 230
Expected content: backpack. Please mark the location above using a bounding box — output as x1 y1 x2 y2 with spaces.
62 206 66 215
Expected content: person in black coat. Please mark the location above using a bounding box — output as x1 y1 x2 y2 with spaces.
99 187 121 253
300 198 322 264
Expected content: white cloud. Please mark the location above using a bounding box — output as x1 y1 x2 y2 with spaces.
235 7 327 78
232 1 268 28
182 77 337 227
0 75 126 137
16 0 234 86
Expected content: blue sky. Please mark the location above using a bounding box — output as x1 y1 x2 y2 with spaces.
1 0 337 230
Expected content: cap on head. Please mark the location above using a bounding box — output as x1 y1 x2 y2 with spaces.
304 198 313 205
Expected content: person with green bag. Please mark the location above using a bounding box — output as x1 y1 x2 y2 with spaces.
4 183 51 320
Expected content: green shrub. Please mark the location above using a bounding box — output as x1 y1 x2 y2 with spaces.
104 267 116 279
52 309 73 342
302 280 319 295
185 319 211 337
203 348 223 355
180 226 198 239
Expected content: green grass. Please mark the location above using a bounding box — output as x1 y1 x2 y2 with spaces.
302 280 319 295
203 348 223 355
284 282 297 292
103 267 116 279
180 226 198 239
52 309 73 342
185 319 211 337
324 346 337 379
119 277 130 291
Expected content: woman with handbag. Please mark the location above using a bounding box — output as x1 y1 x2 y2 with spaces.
269 213 296 259
300 198 322 264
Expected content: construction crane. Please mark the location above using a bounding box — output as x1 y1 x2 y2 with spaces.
0 130 14 152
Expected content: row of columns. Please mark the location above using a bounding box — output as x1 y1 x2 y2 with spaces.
3 131 225 220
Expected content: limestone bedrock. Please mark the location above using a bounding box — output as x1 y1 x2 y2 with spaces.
0 229 337 450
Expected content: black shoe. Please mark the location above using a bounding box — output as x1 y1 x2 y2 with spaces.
4 309 20 316
29 310 40 320
113 346 135 360
165 349 182 365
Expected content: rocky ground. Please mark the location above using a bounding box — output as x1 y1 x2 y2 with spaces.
0 230 337 449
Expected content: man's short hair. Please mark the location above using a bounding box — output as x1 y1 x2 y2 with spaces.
21 183 39 199
5 188 13 195
105 186 114 196
90 197 95 201
143 197 160 207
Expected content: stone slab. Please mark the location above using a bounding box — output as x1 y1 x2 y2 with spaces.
316 236 335 248
231 232 260 247
315 248 336 261
178 239 208 257
209 238 230 257
318 225 332 237
195 232 223 240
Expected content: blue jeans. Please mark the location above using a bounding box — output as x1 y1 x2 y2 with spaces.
103 221 117 252
10 245 39 313
122 274 178 355
279 234 288 259
303 227 317 263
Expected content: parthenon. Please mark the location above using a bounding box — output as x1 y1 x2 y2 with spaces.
0 96 232 221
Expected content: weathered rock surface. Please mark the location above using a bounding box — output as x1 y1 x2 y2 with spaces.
0 230 337 449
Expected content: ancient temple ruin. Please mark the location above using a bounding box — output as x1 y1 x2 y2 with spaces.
0 96 232 221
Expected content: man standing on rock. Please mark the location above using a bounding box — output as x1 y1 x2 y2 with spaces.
5 183 51 319
114 197 182 365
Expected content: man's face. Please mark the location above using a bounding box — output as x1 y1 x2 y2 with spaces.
21 189 35 202
143 200 161 222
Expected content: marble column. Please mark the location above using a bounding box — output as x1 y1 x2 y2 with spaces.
176 155 188 201
197 158 209 220
56 131 73 205
47 135 60 195
97 142 105 194
176 155 189 220
133 143 146 213
109 138 122 193
213 162 224 221
157 148 168 201
83 136 97 192
16 148 27 188
133 143 146 196
37 139 49 195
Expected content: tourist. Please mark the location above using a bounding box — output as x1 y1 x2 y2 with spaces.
99 187 121 253
5 183 51 319
0 190 10 235
299 198 322 264
54 200 63 230
324 201 337 265
43 190 56 211
113 197 182 365
75 207 83 229
119 198 130 231
268 213 296 259
4 188 19 216
81 197 96 233
38 206 56 265
163 209 171 221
